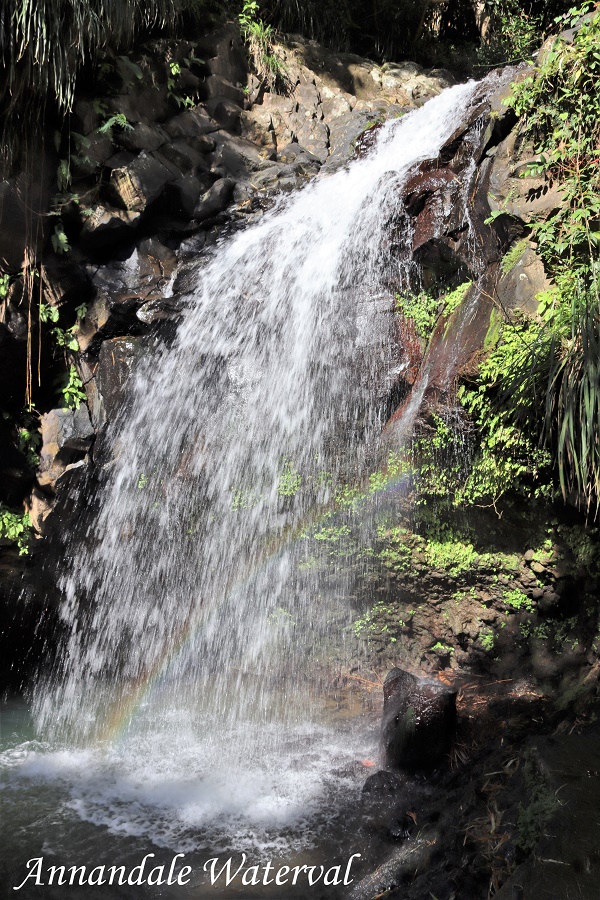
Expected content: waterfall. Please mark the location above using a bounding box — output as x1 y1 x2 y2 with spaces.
23 77 493 860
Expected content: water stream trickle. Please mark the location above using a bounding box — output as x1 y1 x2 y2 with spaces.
4 77 499 889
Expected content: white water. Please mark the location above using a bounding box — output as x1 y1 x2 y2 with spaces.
3 79 498 881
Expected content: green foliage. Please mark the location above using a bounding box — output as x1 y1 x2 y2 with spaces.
239 0 286 91
352 600 400 640
51 222 71 255
376 524 413 573
494 6 600 514
454 310 554 509
395 290 439 340
262 0 468 65
0 505 32 555
39 303 60 324
517 751 560 854
431 641 454 656
477 0 543 67
0 0 175 168
443 281 472 316
17 413 41 469
313 524 351 542
500 238 529 276
53 328 79 352
396 282 472 344
166 58 200 108
57 365 86 410
98 113 134 136
480 629 495 651
0 273 9 299
277 460 302 497
558 523 600 572
424 535 479 576
504 588 534 612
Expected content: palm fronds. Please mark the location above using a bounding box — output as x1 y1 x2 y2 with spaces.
0 0 176 169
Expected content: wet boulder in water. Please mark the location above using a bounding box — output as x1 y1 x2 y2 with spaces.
381 668 457 769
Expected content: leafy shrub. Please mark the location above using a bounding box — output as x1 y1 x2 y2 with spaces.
0 505 32 555
490 4 600 515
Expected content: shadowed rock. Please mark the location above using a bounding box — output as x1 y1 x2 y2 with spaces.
381 667 457 768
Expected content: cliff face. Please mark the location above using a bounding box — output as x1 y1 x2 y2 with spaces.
0 22 456 682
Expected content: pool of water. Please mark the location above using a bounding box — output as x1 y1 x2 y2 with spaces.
1 690 383 898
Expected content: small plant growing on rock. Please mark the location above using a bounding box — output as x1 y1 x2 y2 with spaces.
504 588 534 613
480 629 495 652
57 365 86 410
239 0 287 92
0 505 32 555
98 112 134 137
0 272 10 299
277 460 301 497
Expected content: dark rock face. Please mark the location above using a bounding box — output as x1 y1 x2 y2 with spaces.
381 667 457 769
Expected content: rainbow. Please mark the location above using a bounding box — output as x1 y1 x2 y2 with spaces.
97 462 416 745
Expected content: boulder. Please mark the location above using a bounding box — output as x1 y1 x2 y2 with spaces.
380 667 457 768
167 172 214 218
38 405 95 491
193 177 235 221
488 130 566 223
496 242 552 316
154 140 210 175
205 97 242 132
114 122 168 154
80 204 141 250
85 336 143 429
136 297 184 324
76 239 177 350
362 769 403 794
197 23 247 85
107 152 175 212
164 107 221 140
200 74 246 107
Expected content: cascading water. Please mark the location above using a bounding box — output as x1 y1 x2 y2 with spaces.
3 77 498 896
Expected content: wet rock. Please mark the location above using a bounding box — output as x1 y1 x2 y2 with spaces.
38 405 95 491
324 109 386 171
27 486 54 535
362 769 403 794
136 297 184 324
85 336 143 429
381 667 457 769
76 239 177 350
167 172 214 218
